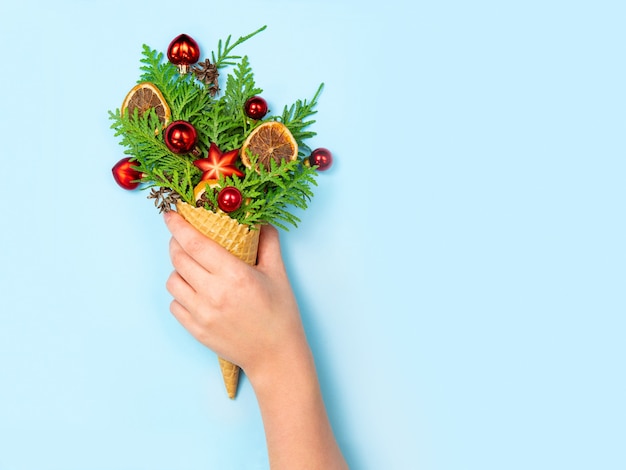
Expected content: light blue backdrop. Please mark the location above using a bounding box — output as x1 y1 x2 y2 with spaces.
1 1 624 469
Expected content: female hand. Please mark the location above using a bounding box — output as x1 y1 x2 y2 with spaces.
163 211 348 469
163 210 307 380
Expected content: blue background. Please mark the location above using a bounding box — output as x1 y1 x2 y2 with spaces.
1 1 624 469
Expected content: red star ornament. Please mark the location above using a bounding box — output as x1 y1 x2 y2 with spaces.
193 143 244 181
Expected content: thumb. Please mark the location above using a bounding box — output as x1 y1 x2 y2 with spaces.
255 224 284 272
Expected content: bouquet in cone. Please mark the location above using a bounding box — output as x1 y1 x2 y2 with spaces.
109 27 332 399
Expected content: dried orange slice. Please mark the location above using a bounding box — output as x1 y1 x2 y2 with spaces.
121 82 171 126
193 179 219 202
240 121 298 170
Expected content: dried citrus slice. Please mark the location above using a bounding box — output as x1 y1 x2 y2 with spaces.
121 82 171 126
240 121 298 170
193 179 219 202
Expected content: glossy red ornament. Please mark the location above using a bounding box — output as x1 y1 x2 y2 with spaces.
309 147 333 171
244 96 268 120
217 186 243 212
164 120 198 154
167 34 200 73
112 157 142 190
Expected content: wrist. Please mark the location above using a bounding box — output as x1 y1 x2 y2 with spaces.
245 335 317 397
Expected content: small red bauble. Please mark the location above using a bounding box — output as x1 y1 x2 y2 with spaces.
217 186 243 212
112 157 142 190
244 96 268 120
164 120 198 154
167 34 200 73
309 148 333 171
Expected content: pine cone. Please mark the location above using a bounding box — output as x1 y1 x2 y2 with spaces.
193 59 219 86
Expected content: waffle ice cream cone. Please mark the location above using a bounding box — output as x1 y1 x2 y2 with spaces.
176 201 260 398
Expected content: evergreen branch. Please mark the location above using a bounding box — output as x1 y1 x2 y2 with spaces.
280 83 324 154
211 25 267 69
171 79 212 122
216 154 318 229
194 98 245 150
138 45 179 104
109 105 200 204
223 56 263 135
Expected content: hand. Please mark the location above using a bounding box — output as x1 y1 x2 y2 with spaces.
163 211 348 469
163 210 307 380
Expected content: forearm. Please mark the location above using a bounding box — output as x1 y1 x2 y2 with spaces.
247 343 348 470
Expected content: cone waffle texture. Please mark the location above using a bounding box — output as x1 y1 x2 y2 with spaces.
176 202 260 398
218 357 240 399
177 202 260 266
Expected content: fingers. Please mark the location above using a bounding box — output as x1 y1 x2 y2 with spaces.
169 298 208 344
168 273 213 347
166 270 197 312
163 210 236 274
169 237 209 292
169 298 192 327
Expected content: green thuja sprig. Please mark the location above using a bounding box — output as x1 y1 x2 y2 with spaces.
211 25 267 68
109 105 201 204
254 161 317 230
280 83 323 156
137 47 179 107
192 55 261 151
199 153 318 230
138 46 212 123
223 55 263 136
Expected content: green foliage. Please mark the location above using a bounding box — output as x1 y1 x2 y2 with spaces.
280 83 324 156
109 106 201 204
109 26 324 229
199 153 318 230
223 56 264 137
194 55 262 150
211 25 267 68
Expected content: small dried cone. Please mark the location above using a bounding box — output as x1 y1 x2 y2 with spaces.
176 202 260 398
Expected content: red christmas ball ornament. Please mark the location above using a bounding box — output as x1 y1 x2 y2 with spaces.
112 157 142 190
167 34 200 73
309 148 333 171
217 186 243 212
244 96 268 120
164 120 198 154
